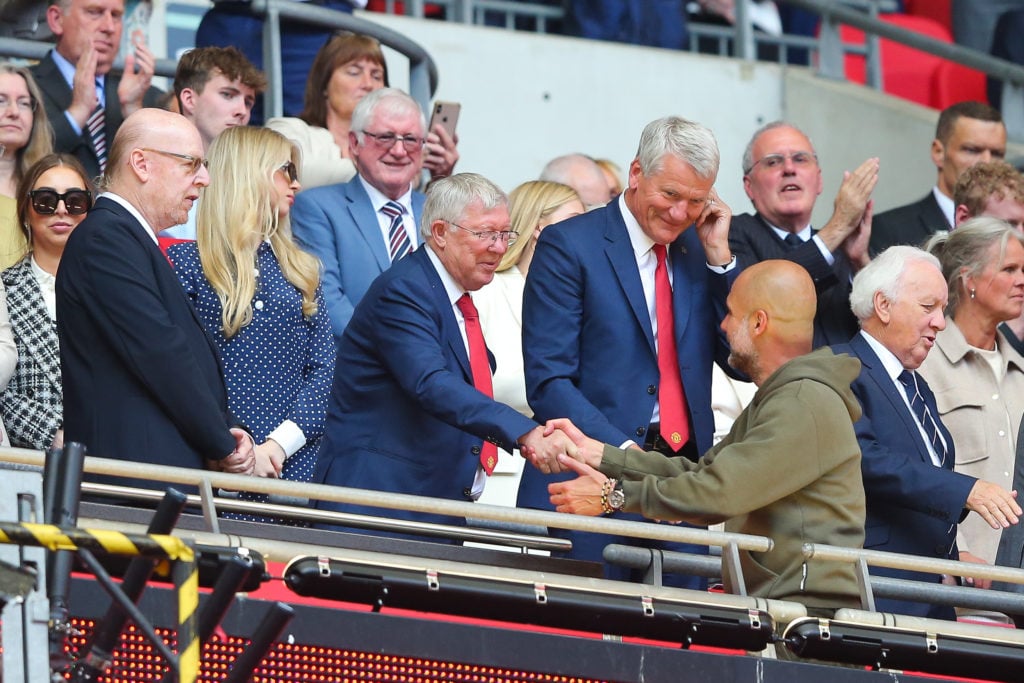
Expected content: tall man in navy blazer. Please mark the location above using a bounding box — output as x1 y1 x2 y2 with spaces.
730 121 877 347
33 0 163 181
832 246 1020 619
291 88 427 341
521 116 738 586
57 108 255 490
314 173 575 534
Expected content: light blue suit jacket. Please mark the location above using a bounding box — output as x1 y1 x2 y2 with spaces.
291 176 425 341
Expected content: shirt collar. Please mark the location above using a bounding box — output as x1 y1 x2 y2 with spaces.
936 317 1024 372
30 255 55 285
424 243 466 307
764 218 813 243
617 193 656 260
100 192 159 245
860 329 910 382
932 186 955 229
358 174 413 216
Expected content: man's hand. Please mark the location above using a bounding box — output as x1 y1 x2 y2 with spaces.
958 550 993 590
422 123 459 180
548 453 609 515
117 37 155 116
253 439 286 478
219 427 256 475
519 425 577 474
841 198 873 271
541 417 604 468
817 157 879 251
695 189 733 266
966 480 1020 529
68 43 100 128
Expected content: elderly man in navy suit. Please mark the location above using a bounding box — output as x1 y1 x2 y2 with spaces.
291 88 427 341
314 173 576 537
520 115 737 587
729 121 877 347
832 246 1020 619
57 108 255 491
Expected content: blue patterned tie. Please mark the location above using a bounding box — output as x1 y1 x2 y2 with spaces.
86 104 107 173
898 369 946 466
381 201 412 263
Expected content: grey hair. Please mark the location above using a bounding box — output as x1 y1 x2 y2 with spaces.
849 246 941 323
741 121 814 174
926 216 1024 317
349 87 426 145
635 116 719 179
420 172 508 240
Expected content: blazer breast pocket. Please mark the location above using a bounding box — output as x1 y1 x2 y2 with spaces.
931 385 987 467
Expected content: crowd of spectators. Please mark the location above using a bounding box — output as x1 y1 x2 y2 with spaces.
7 0 1024 629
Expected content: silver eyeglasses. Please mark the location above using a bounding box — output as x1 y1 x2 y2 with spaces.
745 151 818 174
361 131 425 151
446 221 519 246
0 94 35 113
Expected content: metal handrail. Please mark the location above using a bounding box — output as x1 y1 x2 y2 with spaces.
804 542 1024 585
0 448 773 555
249 0 438 119
0 36 178 78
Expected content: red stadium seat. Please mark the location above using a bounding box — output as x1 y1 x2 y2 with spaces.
841 14 985 110
903 0 952 35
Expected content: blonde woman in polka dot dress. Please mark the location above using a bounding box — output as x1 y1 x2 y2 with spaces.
169 126 336 522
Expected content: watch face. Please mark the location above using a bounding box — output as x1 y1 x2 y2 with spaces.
609 488 625 510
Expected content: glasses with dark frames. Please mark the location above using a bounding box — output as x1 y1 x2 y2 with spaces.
28 188 92 216
140 148 209 175
277 160 299 183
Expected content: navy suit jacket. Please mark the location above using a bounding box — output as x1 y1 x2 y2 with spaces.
519 200 735 510
291 176 425 340
56 197 237 489
314 246 537 528
32 52 163 182
869 192 950 256
832 333 974 619
728 212 857 347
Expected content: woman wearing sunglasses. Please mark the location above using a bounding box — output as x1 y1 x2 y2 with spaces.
2 153 91 449
0 63 54 271
168 126 335 521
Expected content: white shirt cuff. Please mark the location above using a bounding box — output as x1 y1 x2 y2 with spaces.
811 234 836 266
267 420 306 459
706 255 737 273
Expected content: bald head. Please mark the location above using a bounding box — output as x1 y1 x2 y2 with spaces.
721 260 816 384
540 154 609 210
107 108 210 233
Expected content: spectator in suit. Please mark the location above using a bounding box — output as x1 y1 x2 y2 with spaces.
831 246 1021 619
267 32 458 190
548 259 866 615
521 115 737 587
731 121 877 347
32 0 163 183
539 153 612 210
170 126 335 522
313 173 576 536
291 87 427 340
3 153 91 450
56 108 254 491
474 180 584 505
920 218 1024 620
951 160 1024 353
162 46 267 243
871 101 1006 255
0 63 54 270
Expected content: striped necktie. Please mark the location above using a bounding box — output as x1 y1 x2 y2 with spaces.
86 104 107 173
898 369 946 466
381 200 412 262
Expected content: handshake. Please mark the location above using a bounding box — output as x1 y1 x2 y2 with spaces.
517 418 604 474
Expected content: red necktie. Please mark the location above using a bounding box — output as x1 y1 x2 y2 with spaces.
653 244 690 451
456 293 498 475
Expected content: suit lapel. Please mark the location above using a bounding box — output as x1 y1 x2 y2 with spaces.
852 334 937 466
602 212 656 354
346 179 391 271
916 373 956 470
669 237 693 343
413 248 472 381
4 260 61 389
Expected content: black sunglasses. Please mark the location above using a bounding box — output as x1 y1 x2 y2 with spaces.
29 188 92 216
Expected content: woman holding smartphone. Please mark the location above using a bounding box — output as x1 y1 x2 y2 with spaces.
169 126 335 521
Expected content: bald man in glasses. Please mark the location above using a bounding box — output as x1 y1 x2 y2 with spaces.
56 108 255 494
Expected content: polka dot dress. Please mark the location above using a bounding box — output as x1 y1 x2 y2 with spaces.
169 240 336 522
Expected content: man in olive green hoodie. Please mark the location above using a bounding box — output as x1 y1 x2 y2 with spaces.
547 259 865 615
